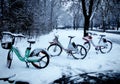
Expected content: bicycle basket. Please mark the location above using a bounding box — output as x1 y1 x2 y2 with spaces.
1 42 12 49
1 34 13 49
103 38 107 42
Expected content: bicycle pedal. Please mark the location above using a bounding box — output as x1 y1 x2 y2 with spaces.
67 53 70 56
96 52 98 54
96 50 100 54
95 47 98 50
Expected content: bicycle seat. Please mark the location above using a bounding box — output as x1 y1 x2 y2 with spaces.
68 36 75 39
99 34 106 37
27 39 35 44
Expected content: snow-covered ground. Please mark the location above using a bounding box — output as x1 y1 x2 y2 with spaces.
0 29 120 84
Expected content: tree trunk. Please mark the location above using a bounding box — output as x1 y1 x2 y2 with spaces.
81 0 94 37
117 17 119 30
84 16 90 36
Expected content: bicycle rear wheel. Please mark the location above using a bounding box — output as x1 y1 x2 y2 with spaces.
47 44 62 56
31 49 49 69
72 45 87 59
100 40 112 54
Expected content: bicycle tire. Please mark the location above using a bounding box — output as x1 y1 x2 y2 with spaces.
47 44 62 56
100 40 112 54
83 42 91 52
31 50 49 69
72 45 87 59
7 50 13 69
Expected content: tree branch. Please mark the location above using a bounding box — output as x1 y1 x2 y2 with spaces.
88 0 94 18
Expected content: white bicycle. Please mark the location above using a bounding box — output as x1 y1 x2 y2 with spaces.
47 35 87 59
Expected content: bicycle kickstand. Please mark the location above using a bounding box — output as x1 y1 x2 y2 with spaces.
95 46 100 54
25 62 29 68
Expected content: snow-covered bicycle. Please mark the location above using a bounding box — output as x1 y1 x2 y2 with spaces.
47 35 87 59
1 32 50 69
83 31 112 53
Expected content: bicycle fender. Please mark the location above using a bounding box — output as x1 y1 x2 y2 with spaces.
49 42 55 44
30 48 50 57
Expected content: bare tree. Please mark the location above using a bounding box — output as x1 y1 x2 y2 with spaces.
72 0 81 30
81 0 94 36
95 0 120 31
50 0 60 29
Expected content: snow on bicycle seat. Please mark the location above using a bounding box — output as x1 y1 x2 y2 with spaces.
27 39 35 44
68 36 75 38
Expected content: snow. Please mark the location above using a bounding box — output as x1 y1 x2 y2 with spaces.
0 29 120 84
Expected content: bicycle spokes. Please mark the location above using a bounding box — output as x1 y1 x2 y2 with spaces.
72 45 87 59
31 50 49 69
53 46 57 52
100 41 112 53
47 44 62 56
39 56 48 67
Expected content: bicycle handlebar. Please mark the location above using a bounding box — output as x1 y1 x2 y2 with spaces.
87 31 98 36
2 32 25 38
87 31 106 37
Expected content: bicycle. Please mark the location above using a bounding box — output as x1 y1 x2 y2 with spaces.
83 31 112 54
1 32 50 69
47 35 87 59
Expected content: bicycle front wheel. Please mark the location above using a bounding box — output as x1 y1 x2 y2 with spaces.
47 44 62 56
72 45 87 59
100 40 112 54
83 42 90 52
31 50 49 69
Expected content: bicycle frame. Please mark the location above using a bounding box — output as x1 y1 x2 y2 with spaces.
83 35 107 49
9 46 39 62
50 36 77 52
92 37 106 48
67 38 77 51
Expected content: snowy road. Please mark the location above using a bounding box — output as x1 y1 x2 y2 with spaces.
109 38 120 45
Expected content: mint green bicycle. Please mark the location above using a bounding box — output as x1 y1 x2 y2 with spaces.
1 32 50 69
